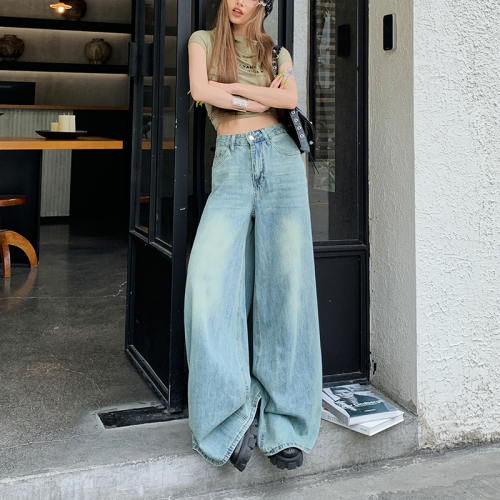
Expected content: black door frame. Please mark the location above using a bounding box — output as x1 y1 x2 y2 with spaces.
309 0 370 385
125 0 191 411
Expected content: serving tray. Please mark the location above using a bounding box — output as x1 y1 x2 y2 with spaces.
35 130 88 140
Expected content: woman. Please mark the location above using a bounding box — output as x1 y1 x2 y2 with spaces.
185 0 323 472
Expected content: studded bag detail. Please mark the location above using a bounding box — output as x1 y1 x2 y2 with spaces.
273 45 316 160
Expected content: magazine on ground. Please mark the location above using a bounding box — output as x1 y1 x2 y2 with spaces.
322 383 401 426
321 408 404 436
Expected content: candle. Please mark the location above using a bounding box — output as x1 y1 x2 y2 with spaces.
50 122 59 132
58 115 71 132
68 115 76 132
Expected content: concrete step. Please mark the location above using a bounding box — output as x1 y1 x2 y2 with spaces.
179 443 500 500
0 388 418 500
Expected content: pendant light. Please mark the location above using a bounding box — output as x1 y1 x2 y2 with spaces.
49 2 72 14
50 0 87 21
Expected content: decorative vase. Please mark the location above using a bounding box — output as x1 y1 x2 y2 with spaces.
0 34 25 62
84 38 112 65
61 0 87 21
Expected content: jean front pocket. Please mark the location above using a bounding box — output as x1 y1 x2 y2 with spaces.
270 132 301 157
212 145 231 171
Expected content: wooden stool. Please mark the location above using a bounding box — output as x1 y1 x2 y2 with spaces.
0 195 38 278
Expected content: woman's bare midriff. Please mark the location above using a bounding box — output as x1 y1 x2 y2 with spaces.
216 114 280 136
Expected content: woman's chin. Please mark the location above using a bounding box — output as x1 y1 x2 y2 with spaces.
229 15 245 25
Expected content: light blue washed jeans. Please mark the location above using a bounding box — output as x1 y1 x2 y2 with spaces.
184 123 323 466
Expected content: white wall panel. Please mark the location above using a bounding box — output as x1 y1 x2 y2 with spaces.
368 0 417 414
0 109 72 217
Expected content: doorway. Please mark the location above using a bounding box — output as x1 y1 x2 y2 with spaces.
309 0 370 384
125 0 289 412
125 0 370 413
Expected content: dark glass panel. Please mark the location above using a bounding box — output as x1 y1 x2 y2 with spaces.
156 0 178 246
309 0 359 241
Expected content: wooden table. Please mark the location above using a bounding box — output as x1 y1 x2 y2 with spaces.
0 137 123 150
0 137 123 264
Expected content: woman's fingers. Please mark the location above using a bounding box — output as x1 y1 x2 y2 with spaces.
270 76 283 88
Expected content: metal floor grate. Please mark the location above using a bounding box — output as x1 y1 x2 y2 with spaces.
98 406 188 429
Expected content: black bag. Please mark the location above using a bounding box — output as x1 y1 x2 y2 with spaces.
273 45 316 157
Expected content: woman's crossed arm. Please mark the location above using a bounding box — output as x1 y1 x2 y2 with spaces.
208 63 298 110
189 42 269 113
189 42 294 112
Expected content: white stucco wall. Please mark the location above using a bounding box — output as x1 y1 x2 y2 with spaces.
368 0 418 413
299 0 499 449
414 0 500 447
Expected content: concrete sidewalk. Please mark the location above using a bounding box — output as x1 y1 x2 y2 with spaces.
184 442 500 500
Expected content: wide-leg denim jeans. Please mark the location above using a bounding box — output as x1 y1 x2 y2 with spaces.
184 123 323 466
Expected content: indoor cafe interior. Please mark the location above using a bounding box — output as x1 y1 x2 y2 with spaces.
0 0 187 468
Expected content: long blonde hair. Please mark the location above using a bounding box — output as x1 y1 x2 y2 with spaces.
208 1 275 119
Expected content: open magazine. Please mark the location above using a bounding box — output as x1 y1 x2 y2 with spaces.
322 383 402 426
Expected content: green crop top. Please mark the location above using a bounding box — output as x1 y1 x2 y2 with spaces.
188 29 293 130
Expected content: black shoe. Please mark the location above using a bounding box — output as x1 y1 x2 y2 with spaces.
269 447 303 470
229 415 258 472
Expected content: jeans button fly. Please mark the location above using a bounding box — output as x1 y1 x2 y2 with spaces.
249 135 254 140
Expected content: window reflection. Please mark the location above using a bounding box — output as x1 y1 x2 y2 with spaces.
137 0 154 234
155 0 178 247
309 0 359 242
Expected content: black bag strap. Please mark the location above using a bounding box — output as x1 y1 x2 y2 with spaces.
272 45 319 173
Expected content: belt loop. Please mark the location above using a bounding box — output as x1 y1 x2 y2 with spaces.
260 126 271 145
230 134 235 152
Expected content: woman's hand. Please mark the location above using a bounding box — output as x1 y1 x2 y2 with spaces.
270 71 285 89
226 63 298 109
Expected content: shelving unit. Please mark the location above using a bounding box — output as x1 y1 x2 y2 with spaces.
0 16 131 34
0 105 129 110
0 16 178 76
0 14 177 106
0 16 178 37
0 12 136 220
0 61 129 74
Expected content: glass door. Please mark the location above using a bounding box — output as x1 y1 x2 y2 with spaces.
126 0 190 411
309 0 369 385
